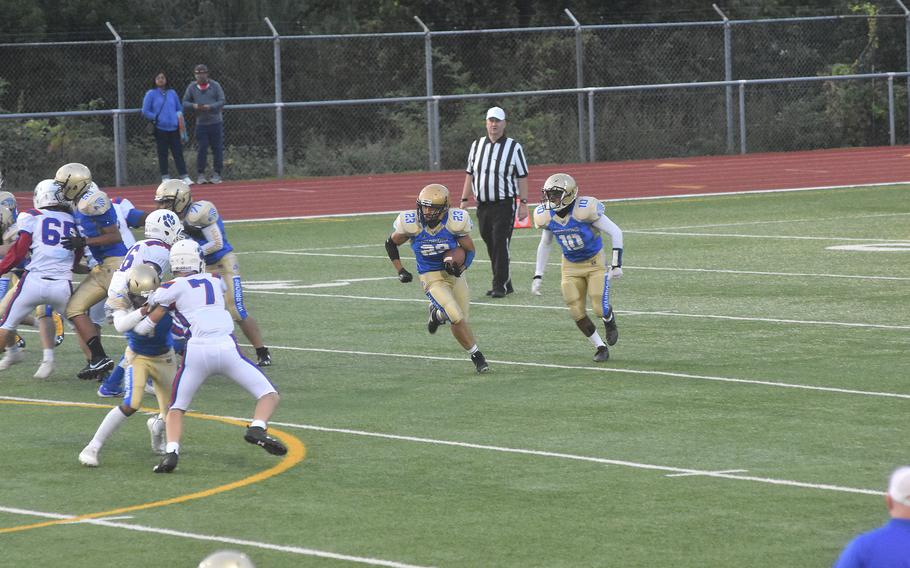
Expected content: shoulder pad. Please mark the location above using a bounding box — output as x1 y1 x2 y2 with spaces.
185 200 218 228
571 196 604 223
393 210 421 237
444 208 472 235
532 205 552 229
77 190 112 216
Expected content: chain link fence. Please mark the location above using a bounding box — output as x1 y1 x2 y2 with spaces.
1 13 908 189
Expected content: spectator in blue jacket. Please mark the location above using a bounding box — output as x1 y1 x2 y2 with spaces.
142 71 192 185
183 63 226 185
833 466 910 567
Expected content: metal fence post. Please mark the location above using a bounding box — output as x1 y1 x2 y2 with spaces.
888 73 896 145
898 0 910 139
415 16 438 170
432 98 441 168
565 9 586 162
265 18 284 178
738 81 747 154
106 22 126 186
713 5 735 154
587 90 596 161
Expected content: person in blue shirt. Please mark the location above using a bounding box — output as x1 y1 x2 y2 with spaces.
142 71 192 185
385 184 490 374
54 163 128 380
833 466 910 568
531 173 624 362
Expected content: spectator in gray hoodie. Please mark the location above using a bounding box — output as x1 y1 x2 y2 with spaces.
183 64 225 184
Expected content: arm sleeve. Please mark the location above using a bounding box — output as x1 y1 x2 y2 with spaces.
0 232 31 276
113 308 146 333
125 207 145 229
535 230 553 277
210 83 226 111
593 215 623 250
198 223 225 256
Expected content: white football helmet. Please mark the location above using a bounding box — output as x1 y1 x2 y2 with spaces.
144 209 184 245
0 190 16 211
33 179 61 209
170 239 205 274
198 550 255 568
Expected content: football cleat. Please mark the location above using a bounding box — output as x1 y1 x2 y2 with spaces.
603 310 619 346
471 351 490 373
0 349 25 371
256 347 272 367
244 426 287 456
144 378 156 395
33 360 55 380
427 305 442 335
147 416 167 455
14 335 25 349
97 383 124 398
77 356 115 380
154 451 179 473
593 345 609 362
78 445 100 467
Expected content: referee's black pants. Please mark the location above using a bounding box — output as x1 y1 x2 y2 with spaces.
476 199 515 294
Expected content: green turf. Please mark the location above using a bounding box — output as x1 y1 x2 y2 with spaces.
1 185 908 567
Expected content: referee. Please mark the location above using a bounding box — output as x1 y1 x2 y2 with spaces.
460 106 530 298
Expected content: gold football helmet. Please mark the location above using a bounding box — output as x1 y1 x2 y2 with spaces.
127 264 161 305
154 179 193 218
0 190 16 211
0 207 14 235
54 163 92 202
541 173 578 210
416 183 449 227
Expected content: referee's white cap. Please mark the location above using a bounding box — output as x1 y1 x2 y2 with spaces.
486 106 506 121
888 466 910 506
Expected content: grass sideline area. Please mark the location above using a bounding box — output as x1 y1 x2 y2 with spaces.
1 184 908 567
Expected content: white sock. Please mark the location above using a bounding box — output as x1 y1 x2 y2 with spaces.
587 331 606 348
251 419 267 430
7 345 20 354
42 349 54 362
165 442 180 454
90 407 130 449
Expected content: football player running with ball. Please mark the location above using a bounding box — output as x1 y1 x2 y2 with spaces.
531 174 623 362
385 184 490 373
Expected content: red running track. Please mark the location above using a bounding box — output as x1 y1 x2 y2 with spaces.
18 146 910 219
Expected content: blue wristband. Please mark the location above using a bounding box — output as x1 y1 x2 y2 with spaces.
463 250 475 269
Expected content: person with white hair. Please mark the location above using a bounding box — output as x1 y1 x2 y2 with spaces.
833 466 910 567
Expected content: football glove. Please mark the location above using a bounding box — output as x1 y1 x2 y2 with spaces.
444 262 463 277
397 267 413 283
61 235 86 251
531 277 542 296
608 266 623 280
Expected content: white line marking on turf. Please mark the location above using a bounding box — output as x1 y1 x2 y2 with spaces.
244 290 910 330
0 397 886 501
648 211 910 231
0 505 432 568
627 230 910 243
665 469 748 478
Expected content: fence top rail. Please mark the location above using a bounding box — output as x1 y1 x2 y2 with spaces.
1 71 907 120
728 13 905 26
0 39 114 48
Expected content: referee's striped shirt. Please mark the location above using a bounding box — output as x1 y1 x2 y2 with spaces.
465 136 529 202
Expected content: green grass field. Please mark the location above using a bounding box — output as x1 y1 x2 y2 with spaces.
1 184 909 567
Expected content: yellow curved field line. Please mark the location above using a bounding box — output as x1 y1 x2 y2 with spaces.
0 399 305 534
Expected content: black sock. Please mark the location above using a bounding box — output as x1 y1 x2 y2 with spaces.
86 336 106 360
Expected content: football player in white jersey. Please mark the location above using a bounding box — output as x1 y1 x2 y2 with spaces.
153 179 272 367
97 209 184 398
78 264 177 467
140 240 286 473
385 184 490 373
0 180 80 377
531 173 624 362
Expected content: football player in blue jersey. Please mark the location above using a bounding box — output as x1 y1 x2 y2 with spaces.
531 173 624 362
385 184 490 373
54 163 127 379
153 179 272 367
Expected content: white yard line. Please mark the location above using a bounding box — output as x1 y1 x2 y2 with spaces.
0 396 887 501
0 505 432 568
626 230 910 243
